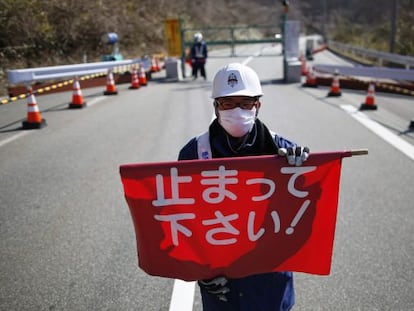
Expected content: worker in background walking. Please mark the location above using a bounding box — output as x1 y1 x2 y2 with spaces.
190 32 208 80
178 62 310 310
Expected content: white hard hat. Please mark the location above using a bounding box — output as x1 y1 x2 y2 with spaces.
194 32 203 42
211 63 263 98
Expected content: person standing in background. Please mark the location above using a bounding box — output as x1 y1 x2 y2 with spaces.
190 32 208 80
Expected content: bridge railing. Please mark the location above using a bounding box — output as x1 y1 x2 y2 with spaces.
328 40 414 69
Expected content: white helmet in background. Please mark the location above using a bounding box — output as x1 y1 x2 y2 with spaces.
194 32 203 42
211 63 263 98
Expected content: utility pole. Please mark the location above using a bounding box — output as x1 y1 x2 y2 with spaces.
389 0 398 53
322 0 327 40
281 0 289 60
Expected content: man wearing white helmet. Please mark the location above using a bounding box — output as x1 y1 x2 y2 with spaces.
178 63 309 310
190 32 208 80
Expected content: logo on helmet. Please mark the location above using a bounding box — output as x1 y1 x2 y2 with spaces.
227 73 238 88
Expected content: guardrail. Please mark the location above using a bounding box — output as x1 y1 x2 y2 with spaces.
7 58 151 85
311 63 414 97
1 56 163 129
328 40 414 69
313 64 414 81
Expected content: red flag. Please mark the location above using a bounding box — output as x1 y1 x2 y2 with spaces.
120 151 350 281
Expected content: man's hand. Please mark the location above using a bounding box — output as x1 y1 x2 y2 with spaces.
198 276 229 302
278 146 310 166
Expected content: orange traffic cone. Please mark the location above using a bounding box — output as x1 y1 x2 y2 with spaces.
128 66 140 90
327 73 341 97
302 66 318 88
104 69 118 95
22 89 47 129
150 57 160 73
138 65 148 86
69 78 86 108
300 55 308 76
360 83 378 110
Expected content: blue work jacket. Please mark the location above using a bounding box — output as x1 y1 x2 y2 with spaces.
178 118 296 311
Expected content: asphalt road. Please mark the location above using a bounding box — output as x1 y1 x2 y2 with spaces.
1 44 413 311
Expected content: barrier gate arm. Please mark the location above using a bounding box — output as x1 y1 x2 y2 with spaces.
7 58 150 85
313 64 414 82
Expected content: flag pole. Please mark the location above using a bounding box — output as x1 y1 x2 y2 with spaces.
350 149 369 156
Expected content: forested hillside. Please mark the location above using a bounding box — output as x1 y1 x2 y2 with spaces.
0 0 413 94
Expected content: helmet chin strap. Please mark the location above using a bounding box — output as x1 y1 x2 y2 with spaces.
214 100 220 118
254 98 260 117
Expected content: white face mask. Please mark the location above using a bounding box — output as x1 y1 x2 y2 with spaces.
219 107 257 137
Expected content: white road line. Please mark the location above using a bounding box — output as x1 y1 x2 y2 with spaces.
169 54 257 311
169 280 196 311
0 97 105 149
340 104 414 161
86 96 105 107
242 56 254 65
0 131 31 148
